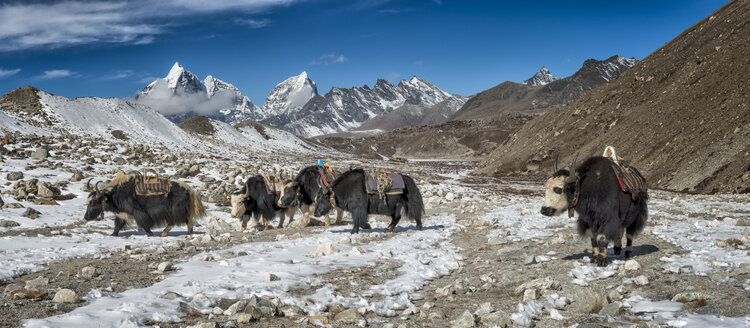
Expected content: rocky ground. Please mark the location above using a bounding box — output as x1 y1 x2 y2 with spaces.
1 135 749 328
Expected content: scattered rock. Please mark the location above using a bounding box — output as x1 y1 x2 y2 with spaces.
312 243 338 257
598 301 622 316
514 277 561 294
157 262 173 273
633 275 649 286
187 322 217 328
3 283 22 296
523 289 541 301
736 217 750 226
22 207 41 219
334 309 363 323
281 305 305 317
265 273 280 282
70 171 84 182
0 219 21 228
474 302 494 315
572 288 605 314
31 148 50 159
623 259 641 271
695 304 719 315
478 311 512 327
81 266 97 279
25 276 49 290
429 310 446 319
7 171 23 181
161 292 182 300
450 310 476 328
52 289 77 303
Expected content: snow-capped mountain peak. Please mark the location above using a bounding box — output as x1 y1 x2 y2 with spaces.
163 62 205 94
259 72 318 118
523 66 557 86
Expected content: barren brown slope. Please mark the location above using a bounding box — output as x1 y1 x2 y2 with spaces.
449 55 637 121
476 0 750 194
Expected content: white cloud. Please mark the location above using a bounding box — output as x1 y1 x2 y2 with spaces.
38 69 76 80
0 68 21 78
102 70 135 80
234 18 271 28
389 72 400 80
132 79 237 116
0 0 298 51
310 53 348 66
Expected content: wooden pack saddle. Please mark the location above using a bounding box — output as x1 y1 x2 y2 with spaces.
609 160 648 199
134 170 171 196
364 168 405 199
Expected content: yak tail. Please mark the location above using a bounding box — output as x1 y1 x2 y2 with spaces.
188 188 207 225
632 193 648 236
402 175 424 222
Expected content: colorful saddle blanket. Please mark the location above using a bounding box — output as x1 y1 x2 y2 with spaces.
364 170 405 196
609 160 648 197
134 175 171 196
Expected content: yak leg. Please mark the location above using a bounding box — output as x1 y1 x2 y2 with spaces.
277 210 286 229
324 214 332 227
594 234 608 267
160 225 173 237
143 227 154 237
625 233 635 258
613 228 624 256
239 214 250 232
112 217 127 236
187 219 193 235
335 208 343 225
386 210 402 233
351 209 368 234
295 204 313 228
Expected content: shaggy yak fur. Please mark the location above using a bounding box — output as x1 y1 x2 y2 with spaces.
84 175 206 237
278 166 343 227
313 169 424 234
231 175 297 231
541 155 648 266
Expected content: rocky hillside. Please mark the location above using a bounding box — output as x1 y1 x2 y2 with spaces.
450 55 637 121
476 0 750 194
355 97 468 131
320 112 535 160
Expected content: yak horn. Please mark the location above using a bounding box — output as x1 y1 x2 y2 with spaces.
86 178 93 191
94 180 101 193
553 155 559 174
243 179 251 198
565 153 579 183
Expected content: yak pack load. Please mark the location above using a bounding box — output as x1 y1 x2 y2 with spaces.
364 167 406 201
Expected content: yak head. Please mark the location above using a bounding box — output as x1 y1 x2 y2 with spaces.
541 154 578 217
313 188 333 217
84 179 110 221
277 180 298 208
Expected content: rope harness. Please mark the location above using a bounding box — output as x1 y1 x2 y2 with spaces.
567 175 581 218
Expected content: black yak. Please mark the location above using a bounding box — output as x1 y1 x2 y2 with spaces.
278 165 343 227
84 174 205 237
231 175 297 231
313 169 424 234
540 155 648 266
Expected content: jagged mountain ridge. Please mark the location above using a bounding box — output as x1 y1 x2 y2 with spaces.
450 55 638 121
261 76 466 137
258 72 318 119
134 62 260 124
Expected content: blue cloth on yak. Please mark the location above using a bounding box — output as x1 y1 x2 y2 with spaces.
364 171 405 194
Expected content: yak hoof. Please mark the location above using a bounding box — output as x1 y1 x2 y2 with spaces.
363 223 372 230
625 251 633 258
160 232 168 237
146 232 154 237
594 256 608 267
111 232 119 237
277 224 284 229
613 246 622 256
385 226 395 233
416 224 423 231
239 226 247 232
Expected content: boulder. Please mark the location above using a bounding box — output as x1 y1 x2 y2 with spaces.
52 289 77 303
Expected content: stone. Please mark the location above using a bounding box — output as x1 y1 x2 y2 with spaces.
623 259 641 271
474 302 494 315
36 184 55 197
187 322 217 328
523 289 541 301
25 276 49 290
7 171 24 181
633 275 649 286
514 277 561 294
52 289 77 303
348 246 364 256
445 192 456 201
736 218 750 226
334 309 363 323
695 304 719 315
3 283 22 296
402 305 419 316
223 300 248 316
157 262 172 273
265 273 281 282
572 288 604 314
672 292 704 303
340 236 352 244
478 311 512 327
32 148 50 159
429 310 446 319
281 305 305 317
598 301 622 316
312 243 338 257
178 302 200 316
161 292 182 300
488 237 508 245
23 207 41 219
0 219 21 228
236 314 254 323
450 310 476 328
730 264 750 277
81 266 97 279
70 171 84 182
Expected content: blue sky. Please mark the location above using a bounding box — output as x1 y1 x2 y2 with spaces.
0 0 727 104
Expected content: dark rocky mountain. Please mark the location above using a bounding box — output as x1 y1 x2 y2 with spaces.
450 55 637 121
476 0 750 194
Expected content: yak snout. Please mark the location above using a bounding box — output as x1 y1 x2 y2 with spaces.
540 206 557 217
